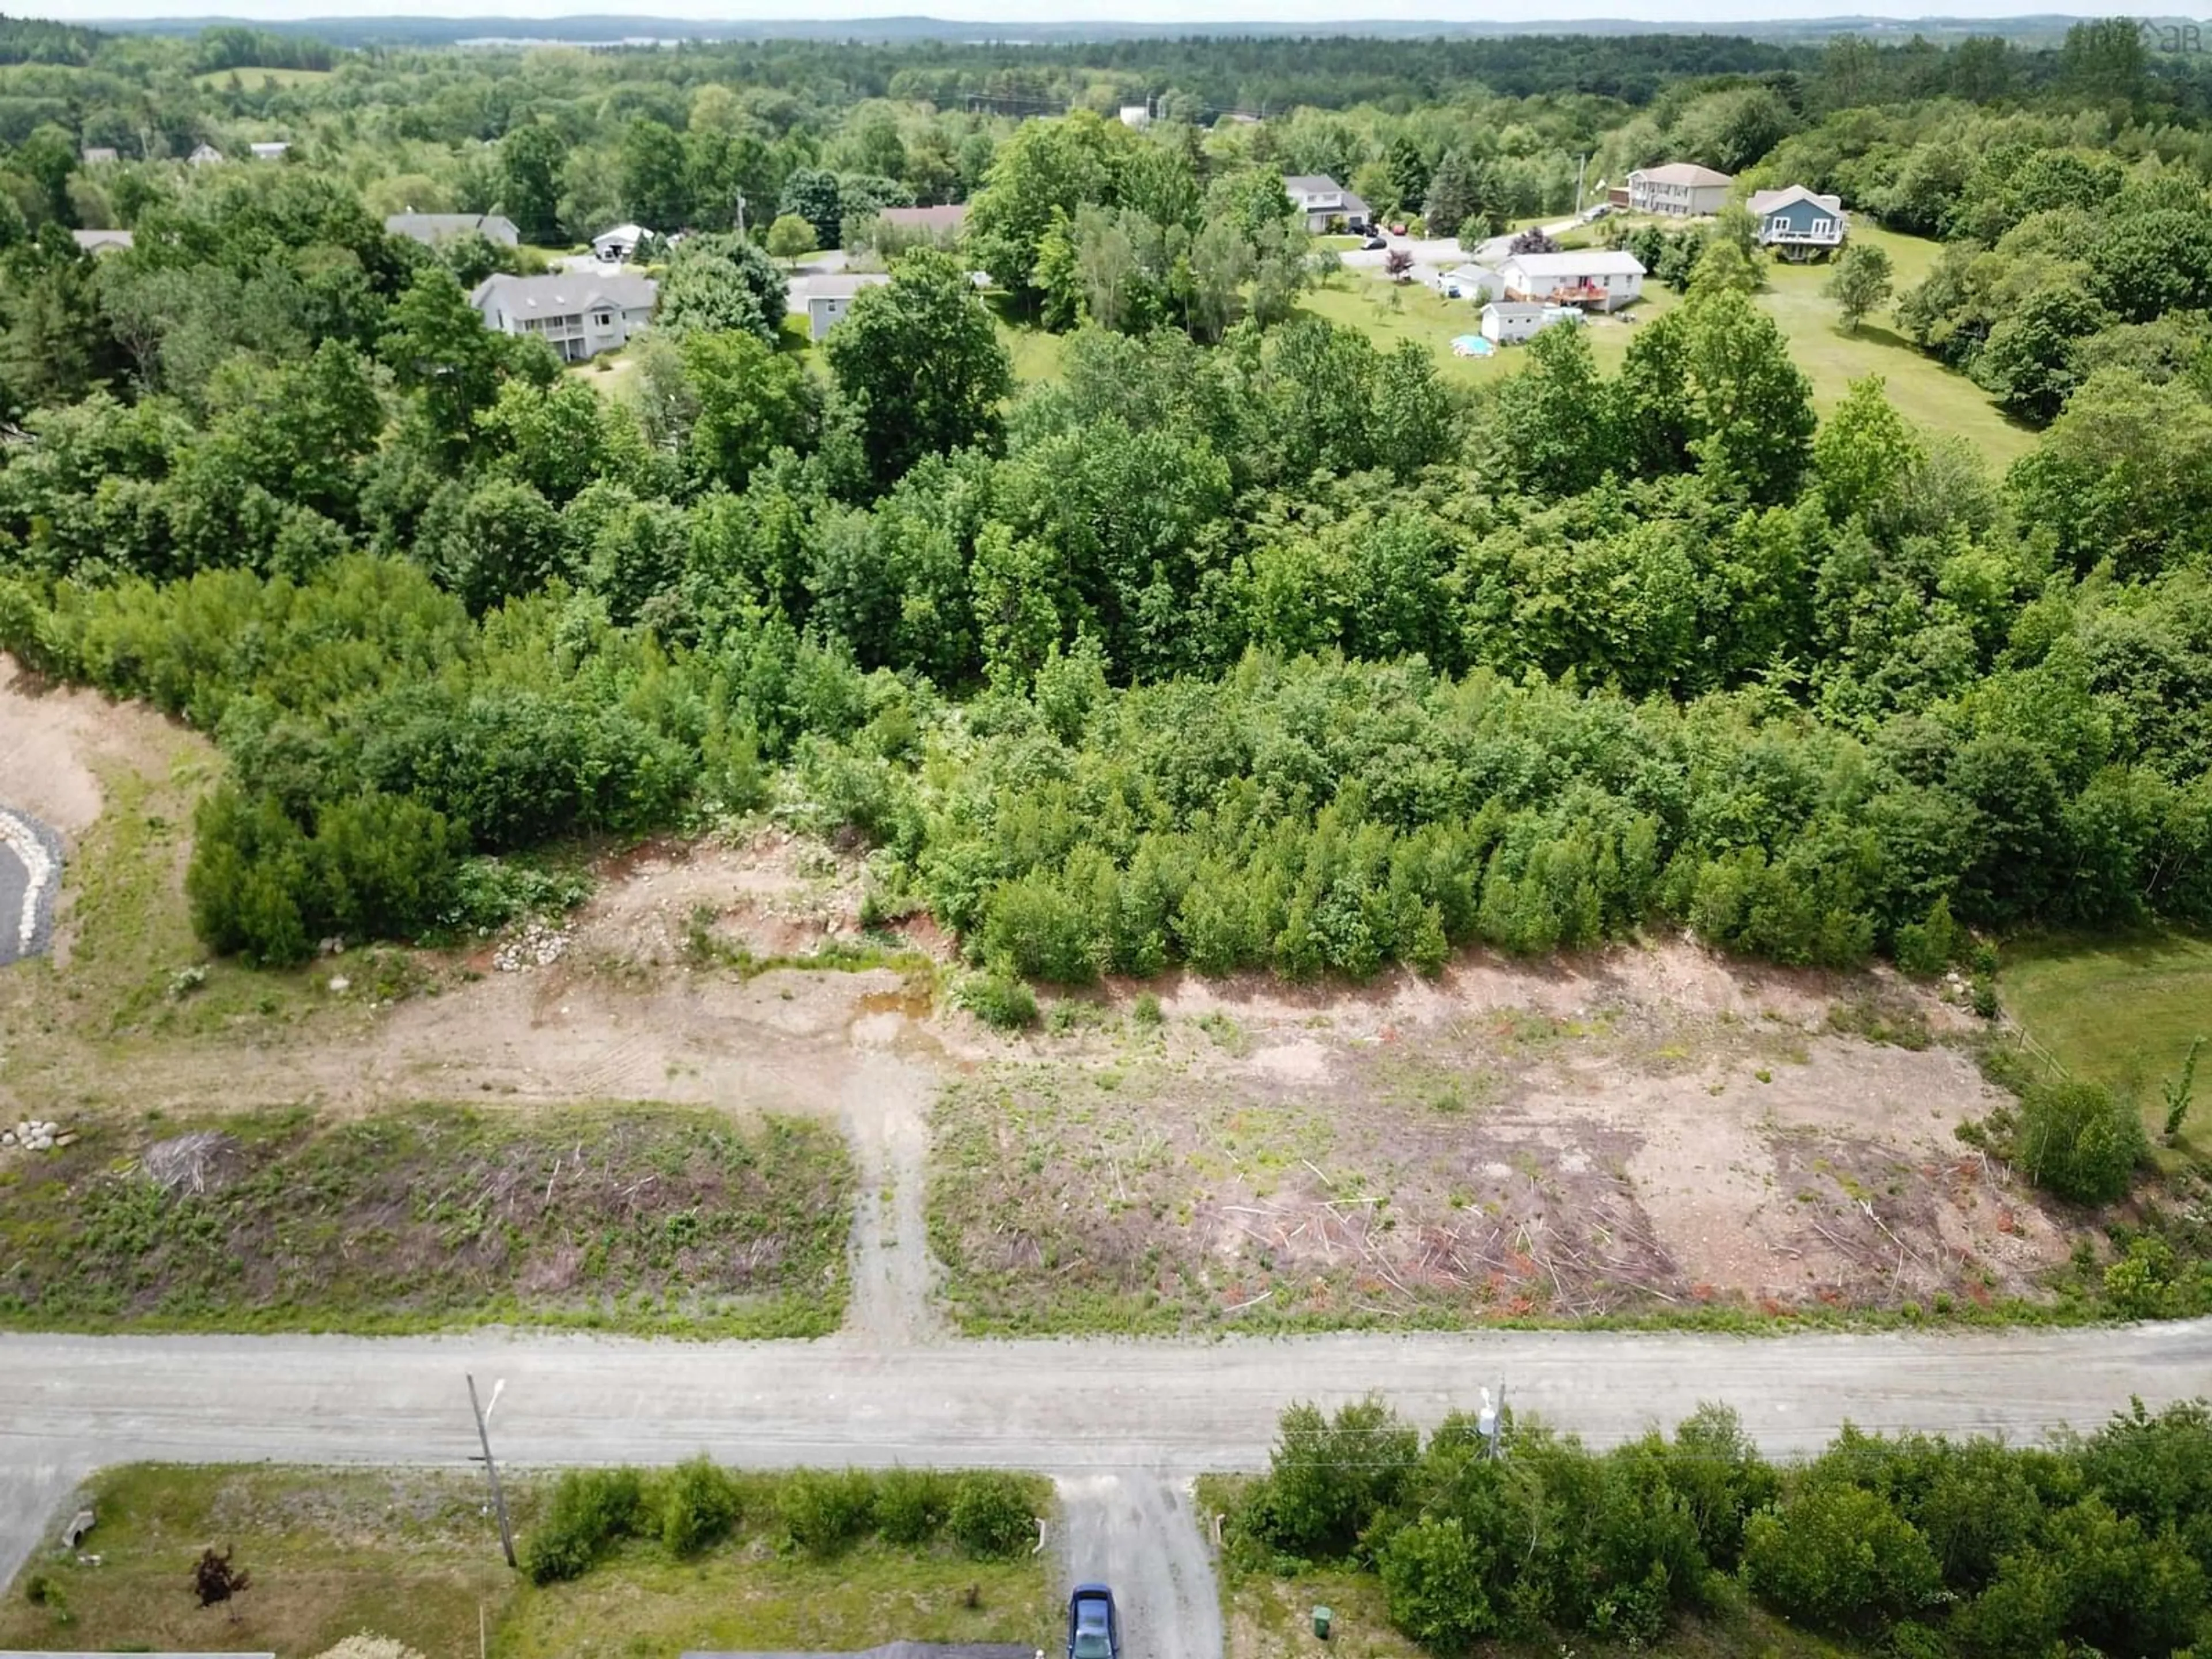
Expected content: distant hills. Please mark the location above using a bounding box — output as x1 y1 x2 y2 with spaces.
86 12 2212 48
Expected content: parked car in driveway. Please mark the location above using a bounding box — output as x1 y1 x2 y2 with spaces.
1360 234 1387 249
1068 1584 1121 1659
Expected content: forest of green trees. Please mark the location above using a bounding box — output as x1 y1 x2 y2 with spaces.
1229 1394 2212 1657
1 21 2210 987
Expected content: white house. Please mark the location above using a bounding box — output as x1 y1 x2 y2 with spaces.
249 141 290 162
1748 185 1848 259
1118 104 1152 129
187 143 224 166
1281 174 1370 233
470 271 656 362
1438 263 1501 301
788 272 892 340
1627 162 1733 217
1495 248 1646 312
387 212 522 248
70 228 134 254
1480 301 1582 344
590 223 653 263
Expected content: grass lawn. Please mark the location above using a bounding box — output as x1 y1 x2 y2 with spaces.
996 316 1069 385
0 1464 1055 1659
193 66 333 89
1754 225 2037 467
0 1102 853 1338
1315 225 2033 467
2000 930 2212 1154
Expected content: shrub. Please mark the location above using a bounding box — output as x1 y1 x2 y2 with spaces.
947 1471 1035 1558
955 971 1037 1029
1893 896 1958 977
779 1468 877 1556
1245 1397 1421 1560
523 1468 645 1584
1742 1482 1940 1632
2014 1079 2147 1204
876 1467 954 1544
1378 1516 1498 1648
658 1454 741 1556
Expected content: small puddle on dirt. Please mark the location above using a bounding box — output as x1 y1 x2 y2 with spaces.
849 986 947 1060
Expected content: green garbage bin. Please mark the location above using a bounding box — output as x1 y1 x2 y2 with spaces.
1313 1606 1333 1641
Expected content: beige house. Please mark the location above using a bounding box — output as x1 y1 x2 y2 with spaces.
1627 162 1733 217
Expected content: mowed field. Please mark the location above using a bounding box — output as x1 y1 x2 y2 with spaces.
2001 930 2212 1157
1295 224 2037 466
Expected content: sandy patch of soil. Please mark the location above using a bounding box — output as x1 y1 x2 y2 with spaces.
931 963 2066 1330
0 653 187 836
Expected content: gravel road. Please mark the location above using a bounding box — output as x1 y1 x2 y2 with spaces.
5 1318 2207 1638
0 803 61 966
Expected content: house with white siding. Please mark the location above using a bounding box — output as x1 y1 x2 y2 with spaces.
471 271 656 362
1627 162 1733 217
1495 248 1646 312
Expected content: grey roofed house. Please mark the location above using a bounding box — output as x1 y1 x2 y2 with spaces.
471 270 658 362
186 142 223 165
1280 172 1370 232
79 145 119 164
789 270 893 339
70 228 134 253
386 211 521 248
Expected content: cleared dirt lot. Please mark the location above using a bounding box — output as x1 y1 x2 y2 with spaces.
931 961 2063 1332
3 658 2070 1339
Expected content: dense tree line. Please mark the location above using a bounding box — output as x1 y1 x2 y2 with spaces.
1231 1395 2212 1657
1 35 2211 992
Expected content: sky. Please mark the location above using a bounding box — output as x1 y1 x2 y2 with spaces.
18 0 2186 21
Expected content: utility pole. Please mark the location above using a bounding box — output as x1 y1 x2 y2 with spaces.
734 190 747 236
1574 154 1588 215
467 1373 516 1569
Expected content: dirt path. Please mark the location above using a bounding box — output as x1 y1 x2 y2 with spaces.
841 1040 947 1347
1058 1472 1225 1659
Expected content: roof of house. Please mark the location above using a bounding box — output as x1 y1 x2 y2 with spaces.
789 272 893 309
592 221 652 245
471 271 658 314
879 203 968 230
1633 162 1733 187
1482 300 1551 316
249 141 289 157
386 211 521 243
187 143 222 161
1281 173 1350 196
1747 184 1845 217
70 228 134 251
80 146 118 163
1499 249 1647 276
1444 262 1497 281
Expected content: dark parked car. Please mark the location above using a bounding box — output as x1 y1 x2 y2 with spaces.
1068 1583 1121 1659
1360 234 1387 250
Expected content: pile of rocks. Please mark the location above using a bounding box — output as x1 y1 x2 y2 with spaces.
494 918 571 972
2 1118 71 1153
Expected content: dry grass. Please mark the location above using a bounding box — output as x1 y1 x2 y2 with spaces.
0 1464 1056 1659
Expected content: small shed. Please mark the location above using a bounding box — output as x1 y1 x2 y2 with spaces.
1438 263 1499 301
789 272 892 340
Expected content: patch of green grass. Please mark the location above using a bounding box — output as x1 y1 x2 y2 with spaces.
997 317 1068 385
1753 226 2036 466
2001 929 2212 1153
0 1102 853 1338
0 1464 1056 1659
1311 226 2028 465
